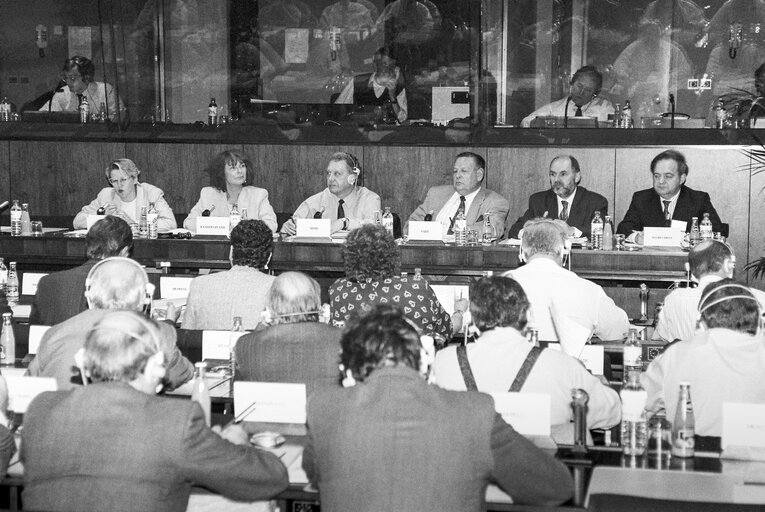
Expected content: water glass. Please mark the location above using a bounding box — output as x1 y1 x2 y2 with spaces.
647 416 672 461
466 230 479 246
30 221 43 236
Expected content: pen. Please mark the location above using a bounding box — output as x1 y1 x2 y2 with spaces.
233 400 258 424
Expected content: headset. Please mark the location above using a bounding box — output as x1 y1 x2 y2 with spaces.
85 256 155 313
342 152 361 185
696 282 763 333
261 304 330 325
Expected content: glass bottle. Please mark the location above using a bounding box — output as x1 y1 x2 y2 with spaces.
672 382 695 458
590 211 604 250
0 258 7 297
623 328 642 384
454 209 468 246
620 370 648 456
482 212 496 244
621 100 633 128
98 102 107 123
146 202 158 239
241 208 248 221
208 97 218 126
528 328 539 348
229 203 241 232
0 312 15 366
229 316 243 397
602 214 614 250
191 362 211 427
0 97 10 122
382 206 394 236
78 96 89 123
413 267 422 281
689 217 700 247
9 200 21 236
138 207 148 238
700 213 713 241
5 262 18 307
714 99 726 129
20 203 31 236
374 210 382 225
612 103 621 128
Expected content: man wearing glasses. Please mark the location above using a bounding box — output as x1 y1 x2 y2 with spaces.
521 66 614 127
40 55 124 121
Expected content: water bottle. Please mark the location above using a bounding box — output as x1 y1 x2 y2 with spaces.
0 313 15 366
602 214 614 250
382 206 394 237
229 203 241 232
191 362 211 427
672 382 695 458
98 102 107 123
0 259 7 297
714 99 726 129
590 211 603 249
138 207 148 238
620 370 648 456
146 202 158 239
454 209 468 246
482 212 497 244
229 316 243 397
689 217 700 247
9 200 21 236
413 267 422 281
5 262 18 307
700 213 713 241
241 208 248 221
20 203 31 236
0 97 10 122
208 97 218 126
623 328 642 384
78 96 89 123
621 100 633 128
612 103 621 128
528 328 539 348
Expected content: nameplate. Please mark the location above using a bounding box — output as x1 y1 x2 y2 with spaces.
6 376 57 413
27 325 51 355
86 214 107 230
408 221 443 241
722 403 765 460
21 272 47 296
671 219 688 232
160 276 193 299
196 217 230 236
233 381 307 424
490 392 551 436
296 218 331 238
202 330 248 361
546 344 605 375
643 227 683 247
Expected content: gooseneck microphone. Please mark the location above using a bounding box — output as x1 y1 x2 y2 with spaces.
47 80 67 112
563 96 572 128
0 201 9 213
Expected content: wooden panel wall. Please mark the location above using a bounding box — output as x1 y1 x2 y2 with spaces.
0 142 10 202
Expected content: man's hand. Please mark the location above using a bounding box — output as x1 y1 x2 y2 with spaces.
281 218 297 236
212 423 250 445
331 219 345 233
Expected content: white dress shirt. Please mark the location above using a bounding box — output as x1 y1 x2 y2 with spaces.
434 188 480 230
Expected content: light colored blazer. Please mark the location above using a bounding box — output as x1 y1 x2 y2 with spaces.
184 186 278 232
408 185 510 235
73 182 176 231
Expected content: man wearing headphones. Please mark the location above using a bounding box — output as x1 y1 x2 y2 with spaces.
643 278 765 437
27 257 193 390
521 66 614 127
506 155 608 239
281 151 381 235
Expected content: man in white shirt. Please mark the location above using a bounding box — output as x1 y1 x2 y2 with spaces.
505 218 630 342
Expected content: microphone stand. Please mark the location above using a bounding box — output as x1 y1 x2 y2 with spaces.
47 80 66 112
669 94 675 129
563 96 572 128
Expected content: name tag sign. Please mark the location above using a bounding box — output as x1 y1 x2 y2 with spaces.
160 276 193 299
202 330 248 360
234 381 307 424
408 221 443 241
546 344 605 375
490 392 551 436
722 403 765 460
296 218 331 238
6 376 57 413
86 214 106 230
196 217 230 236
643 227 683 247
27 325 51 355
21 272 47 296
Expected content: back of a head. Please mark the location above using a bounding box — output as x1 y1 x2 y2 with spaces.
86 257 149 311
470 276 530 333
230 219 273 268
340 304 421 382
85 216 133 259
83 310 162 383
521 218 566 261
343 224 400 281
688 240 732 279
267 271 321 324
698 278 760 335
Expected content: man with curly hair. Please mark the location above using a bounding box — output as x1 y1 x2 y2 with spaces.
182 219 275 330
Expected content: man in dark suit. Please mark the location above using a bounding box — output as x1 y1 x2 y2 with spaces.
29 216 132 326
617 149 723 236
303 305 573 512
21 310 288 512
507 155 608 239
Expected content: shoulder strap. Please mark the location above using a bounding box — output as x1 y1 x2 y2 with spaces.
456 344 478 391
509 346 543 392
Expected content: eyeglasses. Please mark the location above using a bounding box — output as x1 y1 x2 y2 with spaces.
63 74 83 82
571 82 597 96
109 177 132 186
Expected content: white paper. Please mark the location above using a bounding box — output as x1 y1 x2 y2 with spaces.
490 392 551 436
546 343 605 375
202 330 247 360
296 218 331 238
408 221 443 241
27 325 51 355
284 28 309 64
233 381 307 424
643 227 683 247
196 217 230 236
21 272 47 296
5 376 57 413
430 284 469 316
549 300 592 357
722 403 765 452
671 219 688 232
160 276 193 299
86 214 106 230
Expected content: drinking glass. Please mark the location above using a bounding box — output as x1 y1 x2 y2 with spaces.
30 221 43 236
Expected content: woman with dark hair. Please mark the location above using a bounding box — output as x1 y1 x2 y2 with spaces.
329 224 452 341
183 150 277 232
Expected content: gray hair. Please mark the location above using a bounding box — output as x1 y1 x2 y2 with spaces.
267 271 322 324
104 158 141 181
86 257 149 311
521 218 567 260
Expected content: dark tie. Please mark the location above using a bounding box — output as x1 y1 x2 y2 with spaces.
575 105 583 117
447 196 466 235
337 199 345 220
663 200 671 225
560 200 569 221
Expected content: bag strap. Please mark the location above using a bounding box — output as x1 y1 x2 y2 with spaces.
509 346 543 392
456 344 478 391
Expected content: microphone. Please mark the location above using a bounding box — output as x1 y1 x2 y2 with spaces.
0 201 9 213
669 94 676 129
564 96 572 128
313 207 325 219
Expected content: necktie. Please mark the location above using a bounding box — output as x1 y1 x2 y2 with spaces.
663 200 671 224
560 200 569 222
575 105 583 117
447 196 466 235
337 199 345 220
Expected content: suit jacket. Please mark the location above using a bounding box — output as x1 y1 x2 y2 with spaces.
234 322 342 395
507 186 608 239
408 185 510 235
182 266 276 330
73 182 176 231
303 366 573 512
183 186 278 232
29 260 97 326
21 382 288 512
617 185 723 235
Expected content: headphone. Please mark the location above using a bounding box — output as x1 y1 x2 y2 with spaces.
261 304 331 325
343 152 361 185
85 256 155 312
696 282 763 332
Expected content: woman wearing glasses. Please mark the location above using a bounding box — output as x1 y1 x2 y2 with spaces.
39 55 124 122
73 158 177 231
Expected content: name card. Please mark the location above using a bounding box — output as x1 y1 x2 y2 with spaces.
643 227 683 247
546 344 605 375
6 376 57 413
408 221 443 241
196 217 230 236
160 276 193 299
722 403 765 460
296 218 331 238
490 392 551 436
28 325 51 355
21 272 47 296
86 214 107 230
234 381 307 424
202 330 248 360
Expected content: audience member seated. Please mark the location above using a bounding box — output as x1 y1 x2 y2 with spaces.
281 152 381 236
183 220 275 330
303 305 574 511
184 149 278 232
27 257 193 390
507 154 608 239
433 276 621 429
330 224 453 341
655 240 765 342
235 271 341 394
408 151 510 236
30 216 132 326
521 66 614 127
504 218 629 342
617 150 723 237
21 310 288 512
73 158 177 231
643 279 765 437
0 375 16 477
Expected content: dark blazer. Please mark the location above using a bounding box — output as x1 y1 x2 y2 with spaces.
29 260 97 326
21 382 288 512
234 322 341 395
507 186 608 238
303 366 573 512
617 185 723 235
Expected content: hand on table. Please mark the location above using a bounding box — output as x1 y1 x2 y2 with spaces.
281 218 296 236
212 422 250 445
